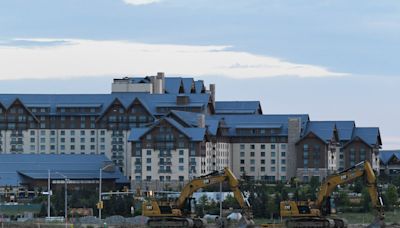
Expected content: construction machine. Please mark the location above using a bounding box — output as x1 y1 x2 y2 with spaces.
142 167 254 228
280 161 385 228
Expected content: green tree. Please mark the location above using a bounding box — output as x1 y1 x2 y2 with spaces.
361 188 371 212
223 194 240 209
385 184 399 211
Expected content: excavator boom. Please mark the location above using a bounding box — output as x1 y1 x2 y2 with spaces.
143 167 254 228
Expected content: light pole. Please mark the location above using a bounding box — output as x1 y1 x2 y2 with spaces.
99 163 114 220
47 170 51 218
55 172 68 227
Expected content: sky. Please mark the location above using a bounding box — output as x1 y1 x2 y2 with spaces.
0 0 399 148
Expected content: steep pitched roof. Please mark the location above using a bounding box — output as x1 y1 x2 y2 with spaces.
215 101 262 115
128 117 206 142
352 127 382 146
301 121 338 143
379 150 400 165
334 121 356 141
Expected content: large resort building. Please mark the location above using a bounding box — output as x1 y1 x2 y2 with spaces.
0 73 383 186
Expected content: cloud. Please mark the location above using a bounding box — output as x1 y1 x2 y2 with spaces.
122 0 162 6
0 38 347 80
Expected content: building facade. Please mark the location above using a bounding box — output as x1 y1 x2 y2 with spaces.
0 73 383 184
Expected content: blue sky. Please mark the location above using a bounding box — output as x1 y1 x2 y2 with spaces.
0 0 399 148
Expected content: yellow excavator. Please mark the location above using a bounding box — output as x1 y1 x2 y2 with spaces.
142 167 254 228
280 161 385 228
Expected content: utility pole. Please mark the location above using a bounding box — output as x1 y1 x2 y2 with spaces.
47 169 50 218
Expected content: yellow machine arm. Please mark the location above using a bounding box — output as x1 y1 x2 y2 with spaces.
315 161 384 219
175 167 252 219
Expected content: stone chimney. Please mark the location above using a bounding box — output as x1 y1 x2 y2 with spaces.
209 84 216 106
197 114 206 128
287 118 301 179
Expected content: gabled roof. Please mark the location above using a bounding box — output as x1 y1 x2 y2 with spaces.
334 121 356 141
379 150 400 165
215 101 262 115
301 121 338 144
0 154 128 186
352 127 382 146
0 93 211 116
128 117 206 142
168 110 221 136
195 80 205 93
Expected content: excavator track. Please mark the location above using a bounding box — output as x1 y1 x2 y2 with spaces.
285 217 335 228
147 217 194 227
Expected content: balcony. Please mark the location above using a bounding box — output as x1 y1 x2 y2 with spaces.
111 140 124 144
111 148 124 152
111 155 124 160
10 140 24 145
158 169 172 174
10 148 23 153
158 161 172 165
158 153 172 158
134 169 142 173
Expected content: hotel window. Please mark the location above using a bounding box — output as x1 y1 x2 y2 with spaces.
281 144 286 149
179 150 184 156
61 145 65 150
179 166 184 171
260 144 265 149
179 158 184 163
30 138 35 143
240 159 245 164
250 167 255 172
271 159 276 164
40 138 45 143
147 158 151 163
271 144 276 150
281 152 286 157
240 144 245 150
40 145 46 151
250 159 255 165
240 167 245 172
261 167 265 172
30 130 35 136
261 151 265 157
81 145 85 150
250 144 255 149
70 130 75 136
90 145 95 150
70 138 75 143
360 148 366 161
240 151 245 157
271 151 276 157
250 151 255 157
100 130 105 135
271 167 276 172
